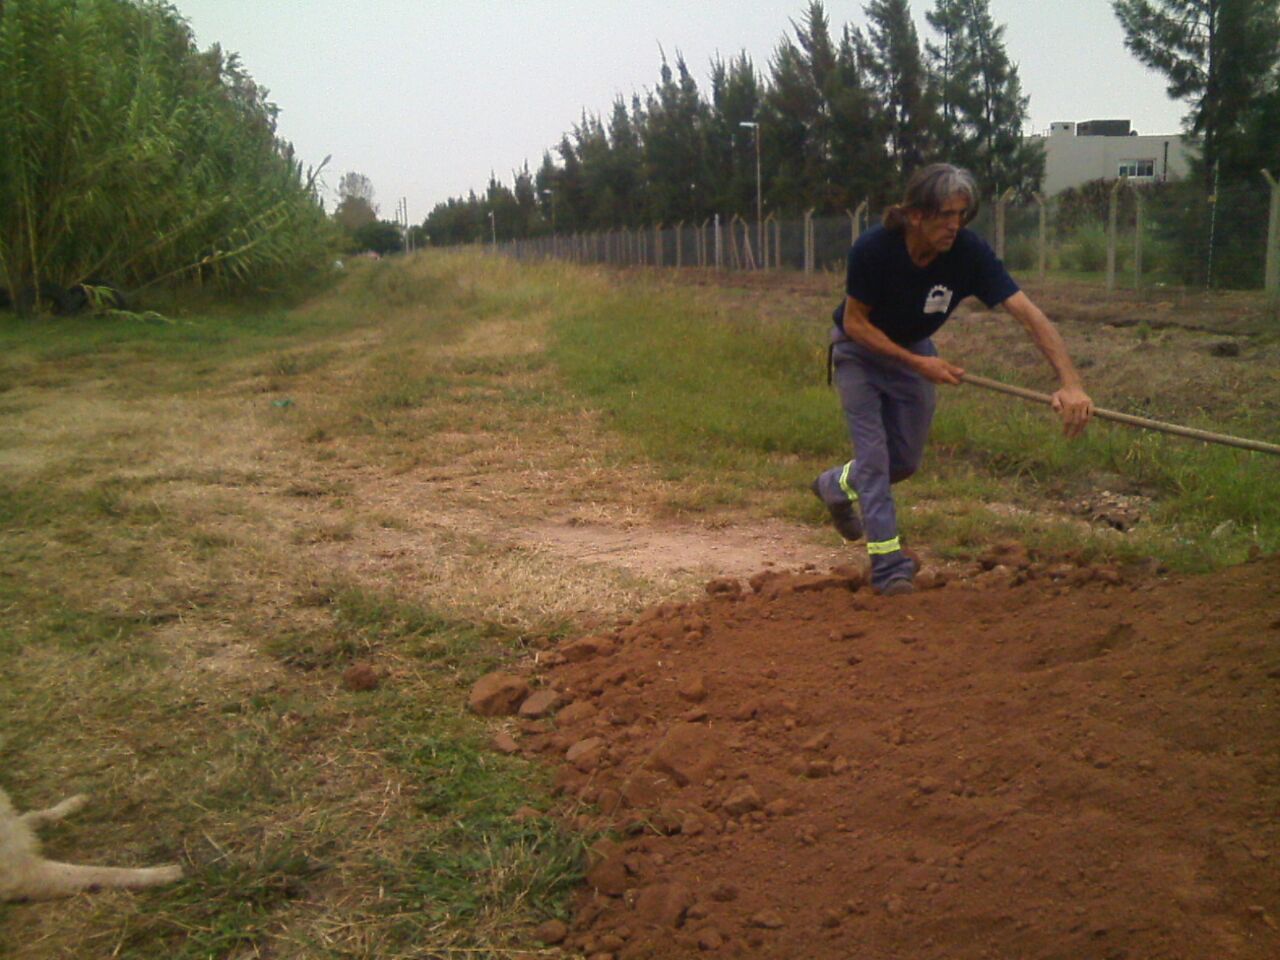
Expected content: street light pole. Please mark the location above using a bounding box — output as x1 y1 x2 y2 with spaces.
541 189 556 234
739 121 762 267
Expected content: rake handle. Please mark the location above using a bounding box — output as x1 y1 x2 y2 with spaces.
960 373 1280 457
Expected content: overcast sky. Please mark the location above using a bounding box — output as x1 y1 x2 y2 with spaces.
174 1 1185 221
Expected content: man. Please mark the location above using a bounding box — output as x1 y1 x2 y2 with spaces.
812 163 1093 596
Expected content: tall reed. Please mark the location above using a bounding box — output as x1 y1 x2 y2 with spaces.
0 0 337 313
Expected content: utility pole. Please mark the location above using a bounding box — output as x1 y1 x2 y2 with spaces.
541 189 556 234
739 120 762 268
488 210 496 252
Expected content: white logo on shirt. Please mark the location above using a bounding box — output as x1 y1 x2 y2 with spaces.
924 285 953 315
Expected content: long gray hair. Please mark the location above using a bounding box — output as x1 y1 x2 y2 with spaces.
882 163 980 231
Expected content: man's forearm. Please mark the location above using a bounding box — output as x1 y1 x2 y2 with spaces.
1029 315 1084 389
1007 294 1084 389
842 297 927 372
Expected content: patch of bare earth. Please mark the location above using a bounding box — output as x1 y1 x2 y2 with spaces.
501 551 1279 960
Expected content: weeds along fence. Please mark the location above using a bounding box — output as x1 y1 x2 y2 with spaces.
493 173 1280 296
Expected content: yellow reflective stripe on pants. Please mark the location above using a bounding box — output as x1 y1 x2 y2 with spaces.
867 537 901 556
838 461 859 502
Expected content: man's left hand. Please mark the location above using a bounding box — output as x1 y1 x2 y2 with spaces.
1051 387 1093 438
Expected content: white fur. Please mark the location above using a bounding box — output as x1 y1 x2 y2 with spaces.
0 786 182 901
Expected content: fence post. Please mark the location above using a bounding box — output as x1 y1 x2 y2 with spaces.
803 209 815 274
714 214 723 269
655 223 663 267
728 215 743 270
1264 169 1280 297
774 217 782 270
995 187 1015 260
1032 192 1046 282
763 214 777 270
1106 178 1123 293
1133 190 1144 288
674 221 684 268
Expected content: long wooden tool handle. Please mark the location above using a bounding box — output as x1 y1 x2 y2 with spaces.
960 373 1280 457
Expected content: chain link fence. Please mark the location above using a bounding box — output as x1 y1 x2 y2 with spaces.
494 174 1280 297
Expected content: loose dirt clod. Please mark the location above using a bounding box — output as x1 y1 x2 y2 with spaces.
518 688 561 719
467 672 530 716
340 662 380 691
534 919 568 944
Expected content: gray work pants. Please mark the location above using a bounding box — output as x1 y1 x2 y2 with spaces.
816 337 936 588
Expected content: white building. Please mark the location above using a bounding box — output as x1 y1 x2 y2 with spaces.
1034 120 1196 195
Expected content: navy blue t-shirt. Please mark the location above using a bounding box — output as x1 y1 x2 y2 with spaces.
833 225 1019 346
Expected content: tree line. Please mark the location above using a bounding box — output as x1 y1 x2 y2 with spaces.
0 0 336 315
421 0 1280 251
423 0 1041 246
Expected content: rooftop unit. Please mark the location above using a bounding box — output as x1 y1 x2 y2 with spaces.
1077 119 1134 137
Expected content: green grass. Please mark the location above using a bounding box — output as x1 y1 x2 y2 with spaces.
551 281 835 487
547 270 1279 565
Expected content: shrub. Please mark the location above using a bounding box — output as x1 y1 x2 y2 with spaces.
1061 225 1124 273
1002 235 1039 271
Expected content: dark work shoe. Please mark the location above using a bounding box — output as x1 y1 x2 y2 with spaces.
810 478 863 542
879 577 916 597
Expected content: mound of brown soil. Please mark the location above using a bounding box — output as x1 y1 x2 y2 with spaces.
497 552 1279 960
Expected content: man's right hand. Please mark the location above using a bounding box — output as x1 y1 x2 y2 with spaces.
913 355 965 385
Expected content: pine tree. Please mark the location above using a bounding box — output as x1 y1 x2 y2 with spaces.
512 162 538 236
554 133 589 232
605 97 645 225
1113 0 1280 185
864 0 934 175
570 111 613 227
923 0 1041 195
924 0 974 159
643 52 708 222
534 151 559 233
707 52 763 219
484 173 522 241
762 2 841 211
828 25 896 206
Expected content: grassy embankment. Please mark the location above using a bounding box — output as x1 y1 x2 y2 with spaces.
1 251 1274 958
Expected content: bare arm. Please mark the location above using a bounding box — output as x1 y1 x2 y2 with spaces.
841 296 966 385
1000 290 1094 437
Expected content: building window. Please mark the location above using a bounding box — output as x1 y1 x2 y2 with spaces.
1118 159 1156 178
